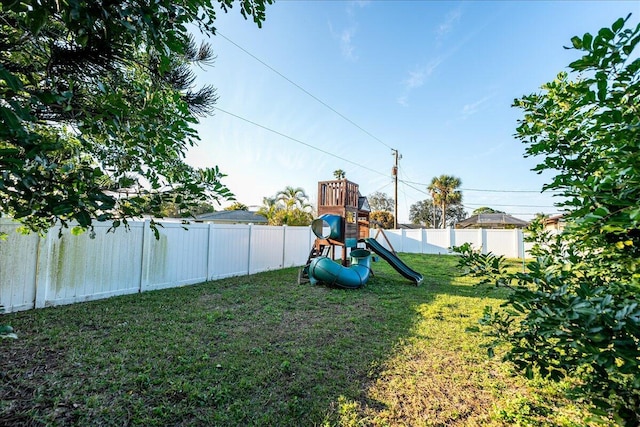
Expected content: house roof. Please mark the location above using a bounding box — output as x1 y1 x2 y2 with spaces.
358 195 371 212
544 214 565 224
196 210 268 224
456 213 529 229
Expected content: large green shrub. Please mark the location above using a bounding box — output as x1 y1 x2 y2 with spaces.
455 15 640 425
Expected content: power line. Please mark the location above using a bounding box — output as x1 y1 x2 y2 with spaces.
213 32 568 205
494 212 564 216
461 188 549 193
463 202 557 208
215 106 389 178
399 177 429 196
370 180 393 195
396 175 557 209
399 178 556 194
217 31 395 151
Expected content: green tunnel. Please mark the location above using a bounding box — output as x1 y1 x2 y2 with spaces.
311 214 343 241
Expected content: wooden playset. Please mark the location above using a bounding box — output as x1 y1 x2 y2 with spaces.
300 178 422 287
311 179 370 265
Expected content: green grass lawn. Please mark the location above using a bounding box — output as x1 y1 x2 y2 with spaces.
1 254 598 426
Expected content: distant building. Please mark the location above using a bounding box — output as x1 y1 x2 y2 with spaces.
195 210 268 225
543 214 565 231
455 213 529 229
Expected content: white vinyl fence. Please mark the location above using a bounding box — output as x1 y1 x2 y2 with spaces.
1 218 528 313
369 227 530 258
0 219 314 313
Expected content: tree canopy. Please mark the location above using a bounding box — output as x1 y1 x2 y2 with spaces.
224 202 249 211
471 207 504 215
0 0 272 235
370 210 394 229
367 191 394 212
410 199 466 228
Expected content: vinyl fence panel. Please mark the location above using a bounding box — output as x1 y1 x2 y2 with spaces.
484 229 520 258
422 229 451 254
283 226 314 267
450 229 483 251
141 222 209 292
402 229 423 254
374 229 402 252
249 225 285 274
36 222 145 308
0 219 38 312
207 224 251 280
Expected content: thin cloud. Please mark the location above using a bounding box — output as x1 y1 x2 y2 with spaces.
461 94 494 118
405 70 425 89
340 27 357 61
443 93 495 126
328 21 359 61
437 6 462 40
328 0 370 61
397 9 479 109
347 0 370 15
397 95 408 107
397 58 443 106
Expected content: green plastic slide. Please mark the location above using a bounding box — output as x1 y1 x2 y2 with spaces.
364 238 423 285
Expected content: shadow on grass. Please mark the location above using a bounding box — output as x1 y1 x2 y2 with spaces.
0 253 512 426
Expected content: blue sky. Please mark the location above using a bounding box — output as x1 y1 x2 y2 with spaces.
186 1 639 223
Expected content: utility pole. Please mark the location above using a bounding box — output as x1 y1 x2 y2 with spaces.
391 149 401 229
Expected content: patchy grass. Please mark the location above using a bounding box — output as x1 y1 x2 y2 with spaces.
1 253 598 426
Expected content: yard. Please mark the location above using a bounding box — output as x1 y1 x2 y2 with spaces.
1 254 595 426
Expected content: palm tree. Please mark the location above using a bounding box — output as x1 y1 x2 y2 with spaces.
257 196 281 225
427 175 463 229
276 186 311 211
333 169 346 180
